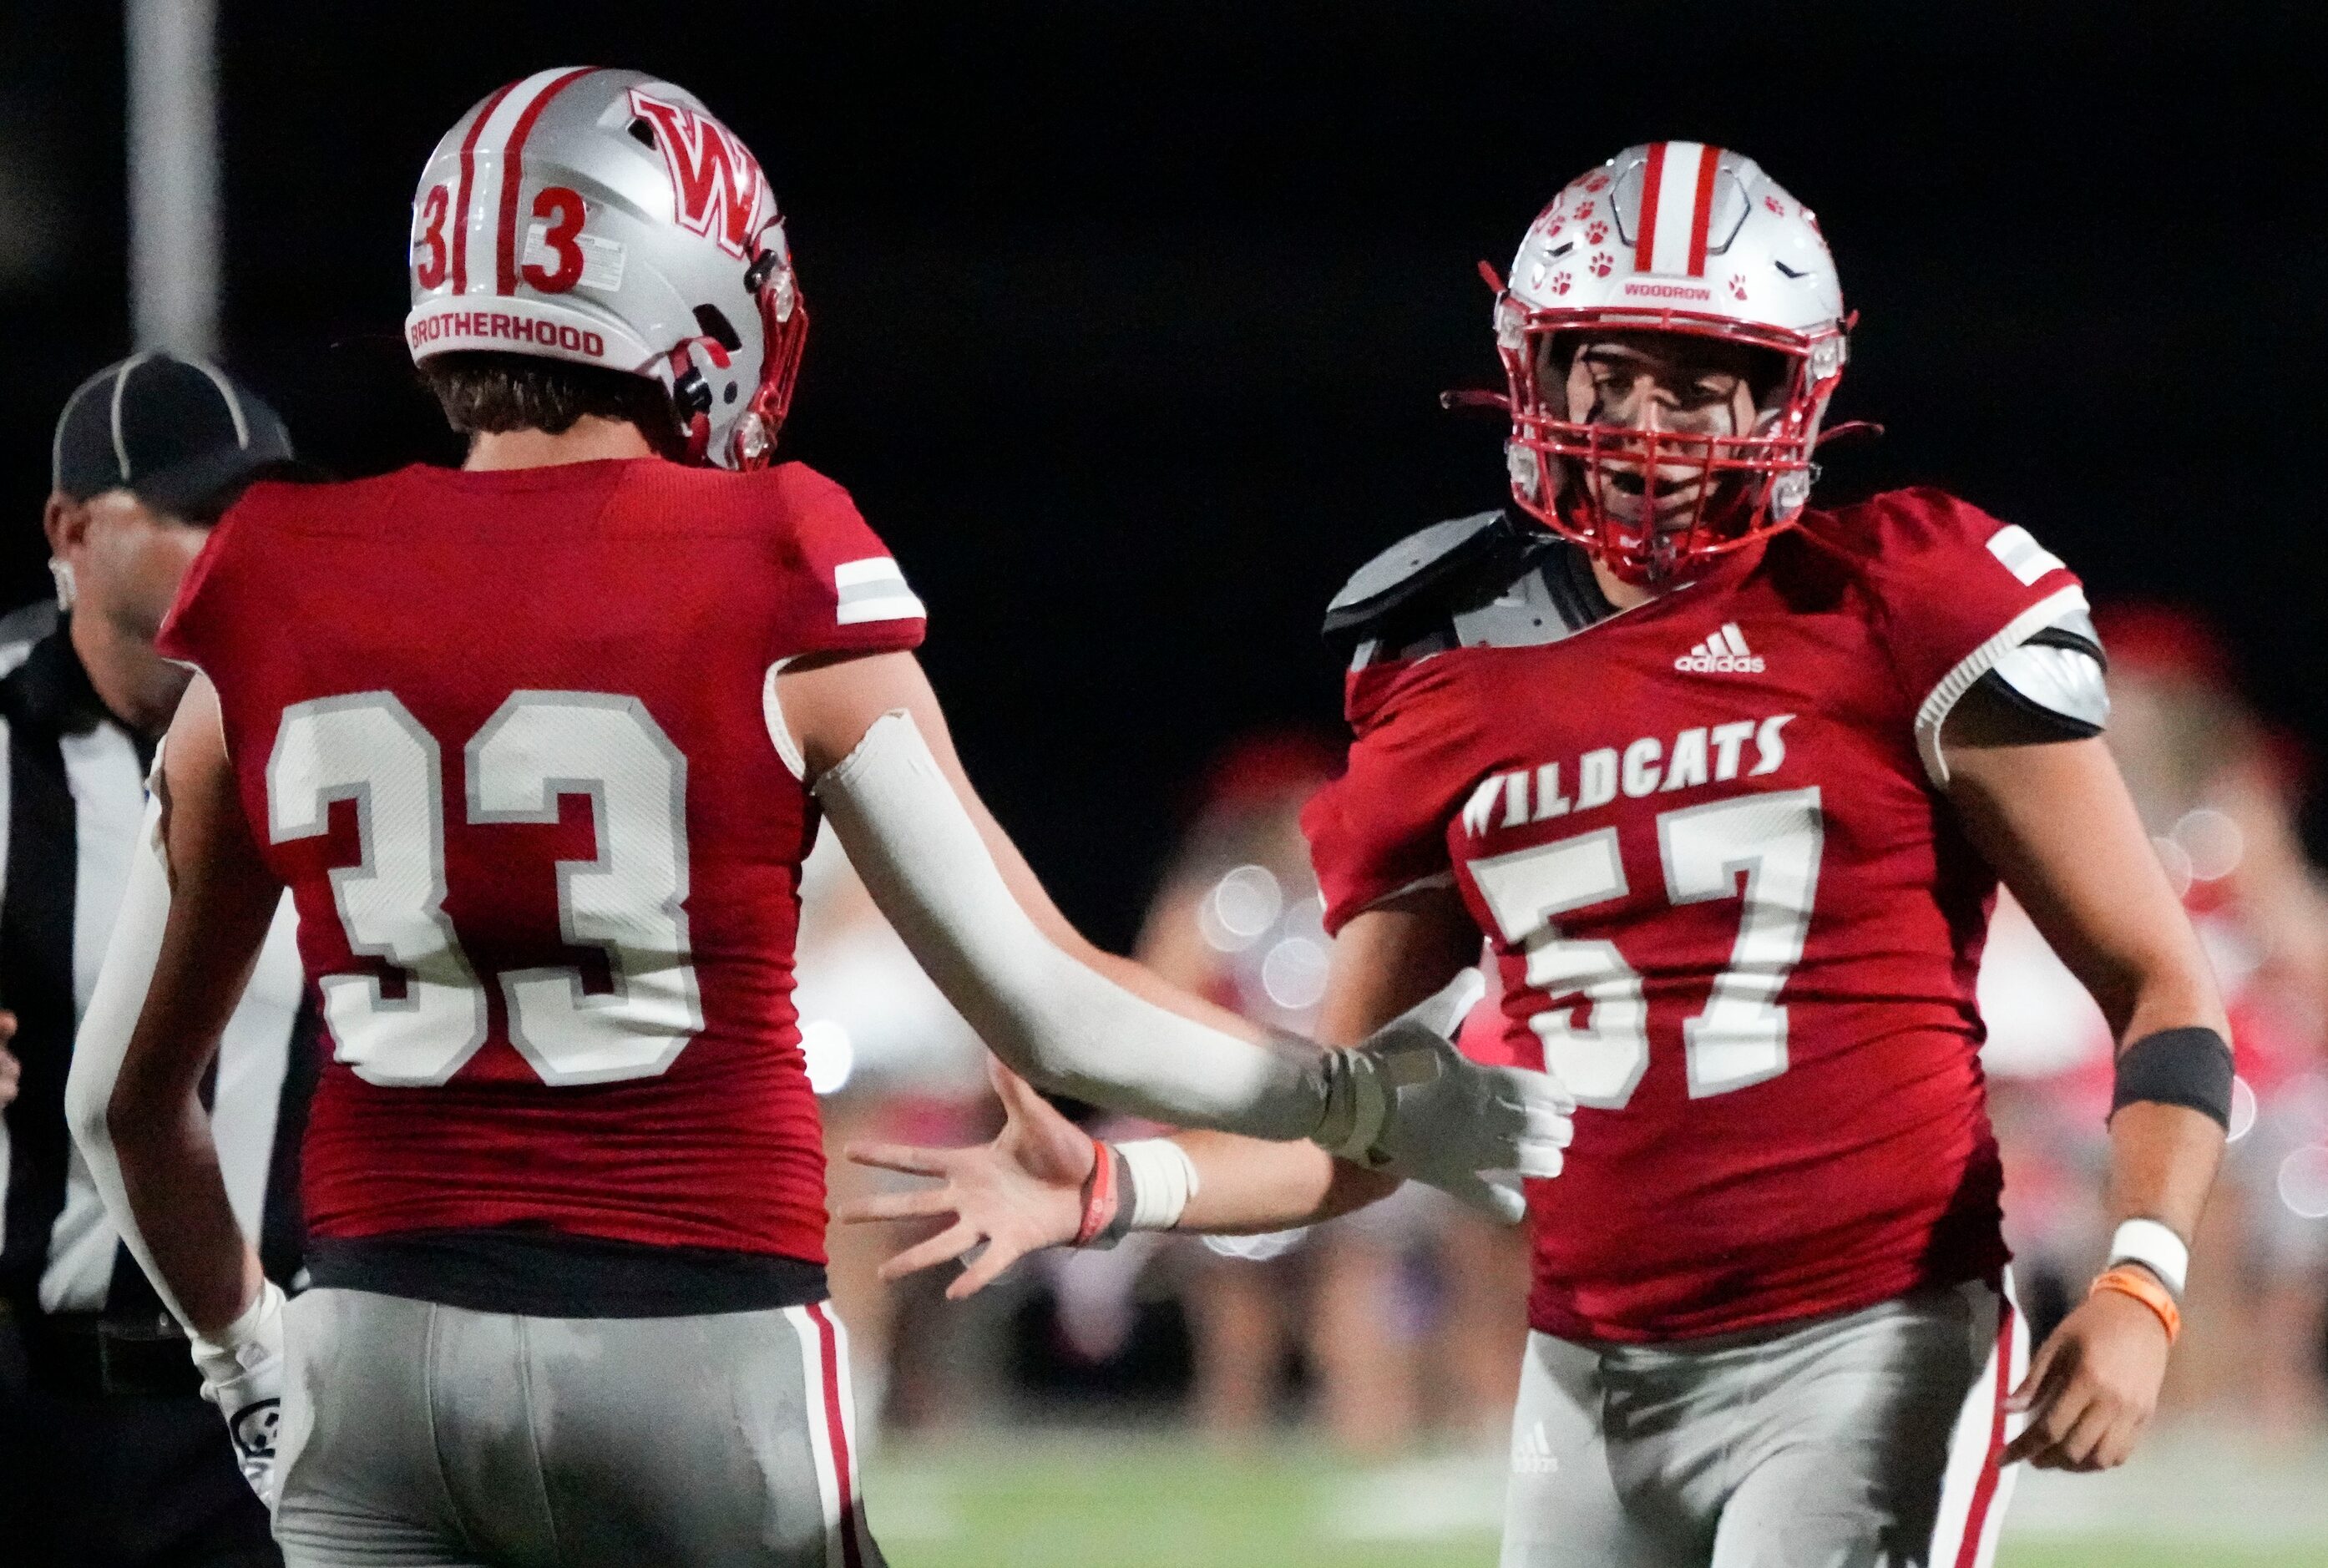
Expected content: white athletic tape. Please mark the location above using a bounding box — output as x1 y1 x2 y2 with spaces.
1117 1138 1201 1232
2107 1217 2190 1298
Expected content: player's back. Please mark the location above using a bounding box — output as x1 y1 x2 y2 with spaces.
159 456 928 1282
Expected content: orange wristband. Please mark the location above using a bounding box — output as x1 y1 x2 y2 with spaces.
1072 1136 1118 1247
2090 1264 2181 1345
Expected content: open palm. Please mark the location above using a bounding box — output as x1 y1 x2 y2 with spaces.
843 1058 1100 1298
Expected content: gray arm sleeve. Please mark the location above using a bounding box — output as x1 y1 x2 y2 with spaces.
62 794 203 1330
810 711 1328 1140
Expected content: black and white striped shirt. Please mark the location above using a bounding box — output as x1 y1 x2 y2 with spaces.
1 615 314 1323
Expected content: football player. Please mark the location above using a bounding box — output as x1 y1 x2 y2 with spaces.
844 144 2231 1565
57 69 1571 1567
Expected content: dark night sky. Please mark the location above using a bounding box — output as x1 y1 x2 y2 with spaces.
2 3 2319 944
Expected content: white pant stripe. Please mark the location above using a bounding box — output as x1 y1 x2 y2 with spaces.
788 1302 848 1566
821 1306 878 1563
1927 1272 2028 1567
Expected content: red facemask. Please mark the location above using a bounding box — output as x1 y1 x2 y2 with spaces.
1498 304 1846 584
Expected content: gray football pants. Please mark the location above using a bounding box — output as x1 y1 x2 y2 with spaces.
273 1288 883 1568
1501 1278 2027 1568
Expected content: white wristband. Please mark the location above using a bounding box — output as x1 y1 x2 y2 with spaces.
1117 1139 1201 1232
190 1278 287 1385
2107 1218 2189 1299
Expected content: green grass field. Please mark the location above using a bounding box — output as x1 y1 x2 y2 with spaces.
863 1431 2328 1568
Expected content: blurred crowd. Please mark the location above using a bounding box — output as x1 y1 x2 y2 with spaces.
1982 604 2328 1437
802 600 2328 1454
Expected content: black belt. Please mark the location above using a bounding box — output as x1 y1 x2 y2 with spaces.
308 1229 828 1318
16 1309 205 1399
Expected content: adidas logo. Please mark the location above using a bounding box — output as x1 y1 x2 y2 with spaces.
1511 1420 1558 1475
1674 623 1764 674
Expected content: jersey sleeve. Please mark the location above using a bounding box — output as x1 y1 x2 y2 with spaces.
154 488 265 679
1301 660 1479 936
772 463 927 659
1845 488 2092 785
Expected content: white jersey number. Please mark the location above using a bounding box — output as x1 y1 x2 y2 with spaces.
1468 788 1824 1109
268 690 703 1087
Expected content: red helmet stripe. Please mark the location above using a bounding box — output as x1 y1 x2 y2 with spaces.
495 67 600 296
448 78 521 295
1684 144 1723 276
1633 142 1670 273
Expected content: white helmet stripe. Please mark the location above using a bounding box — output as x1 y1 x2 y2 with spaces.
447 77 520 296
455 68 587 297
1636 141 1718 278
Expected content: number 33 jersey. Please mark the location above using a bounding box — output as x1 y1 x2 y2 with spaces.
158 458 927 1267
1304 488 2098 1343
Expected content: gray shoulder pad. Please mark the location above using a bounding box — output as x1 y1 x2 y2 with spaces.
1920 598 2108 784
1991 602 2108 732
1322 511 1515 645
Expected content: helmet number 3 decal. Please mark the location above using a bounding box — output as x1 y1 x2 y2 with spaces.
412 185 451 291
521 186 588 294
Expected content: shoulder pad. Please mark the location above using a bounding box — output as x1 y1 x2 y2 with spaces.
1323 511 1535 645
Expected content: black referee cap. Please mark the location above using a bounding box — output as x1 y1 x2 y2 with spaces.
51 352 296 518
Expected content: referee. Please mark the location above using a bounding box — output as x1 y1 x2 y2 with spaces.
0 354 317 1567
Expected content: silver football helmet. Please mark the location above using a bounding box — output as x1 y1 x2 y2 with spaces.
404 67 806 469
1494 143 1850 580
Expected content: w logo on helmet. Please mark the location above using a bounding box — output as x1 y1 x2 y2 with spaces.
627 89 769 258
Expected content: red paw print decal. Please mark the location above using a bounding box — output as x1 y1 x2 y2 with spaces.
1573 200 1597 221
1582 173 1610 193
1764 195 1786 216
1585 221 1608 244
1589 252 1613 277
1728 273 1749 301
1546 218 1567 239
1551 271 1573 296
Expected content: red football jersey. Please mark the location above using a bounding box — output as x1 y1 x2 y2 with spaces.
158 458 926 1265
1305 488 2090 1343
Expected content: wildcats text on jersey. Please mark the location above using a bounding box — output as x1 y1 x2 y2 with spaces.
1460 713 1794 838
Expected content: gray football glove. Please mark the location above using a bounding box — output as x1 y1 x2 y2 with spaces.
1309 971 1575 1222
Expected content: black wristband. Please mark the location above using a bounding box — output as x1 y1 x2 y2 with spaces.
1096 1147 1139 1248
2111 1026 2234 1130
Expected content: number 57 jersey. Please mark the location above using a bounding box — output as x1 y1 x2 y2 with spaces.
158 458 927 1266
1304 488 2100 1343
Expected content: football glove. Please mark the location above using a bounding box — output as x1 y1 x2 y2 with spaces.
190 1279 287 1509
1310 971 1574 1222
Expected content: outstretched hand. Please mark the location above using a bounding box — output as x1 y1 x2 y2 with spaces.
2002 1286 2172 1470
843 1059 1096 1299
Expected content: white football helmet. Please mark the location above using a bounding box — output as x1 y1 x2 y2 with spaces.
404 67 807 468
1495 143 1849 580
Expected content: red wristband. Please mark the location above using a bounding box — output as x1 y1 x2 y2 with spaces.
1071 1136 1117 1247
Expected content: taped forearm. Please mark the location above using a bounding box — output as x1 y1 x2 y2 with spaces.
812 711 1331 1140
63 795 205 1330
